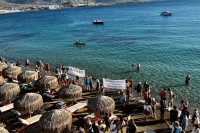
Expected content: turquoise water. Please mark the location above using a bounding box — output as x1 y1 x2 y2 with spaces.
0 0 200 109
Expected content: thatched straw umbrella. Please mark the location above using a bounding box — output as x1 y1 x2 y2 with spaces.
14 93 43 115
58 84 82 100
0 77 4 85
0 127 9 133
87 95 115 116
0 83 20 101
17 71 38 83
39 109 72 133
2 66 22 79
0 63 8 72
35 76 58 91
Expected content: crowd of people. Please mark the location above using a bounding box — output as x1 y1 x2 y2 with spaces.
0 57 197 133
79 115 137 133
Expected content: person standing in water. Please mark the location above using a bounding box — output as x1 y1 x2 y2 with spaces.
45 62 50 75
185 75 190 84
25 58 30 70
131 62 135 67
137 63 140 70
168 88 175 108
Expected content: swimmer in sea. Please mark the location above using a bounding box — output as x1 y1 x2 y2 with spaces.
185 75 190 84
5 47 8 51
137 63 140 70
132 62 135 67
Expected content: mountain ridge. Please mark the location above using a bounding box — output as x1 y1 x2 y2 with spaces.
0 0 153 5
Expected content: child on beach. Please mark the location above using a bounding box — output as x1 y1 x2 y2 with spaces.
144 102 152 122
120 90 126 109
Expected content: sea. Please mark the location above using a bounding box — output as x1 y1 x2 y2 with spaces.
0 0 200 111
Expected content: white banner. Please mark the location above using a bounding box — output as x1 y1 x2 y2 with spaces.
103 78 126 90
67 66 85 77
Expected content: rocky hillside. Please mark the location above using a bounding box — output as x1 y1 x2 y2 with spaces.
0 0 152 5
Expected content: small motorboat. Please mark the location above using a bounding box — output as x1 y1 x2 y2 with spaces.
93 20 104 24
74 41 86 45
160 11 172 16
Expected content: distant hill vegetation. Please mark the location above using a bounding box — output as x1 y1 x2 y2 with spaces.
1 0 152 5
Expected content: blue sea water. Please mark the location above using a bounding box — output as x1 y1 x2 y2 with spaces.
0 0 200 109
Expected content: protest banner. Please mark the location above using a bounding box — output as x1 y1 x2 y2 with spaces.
68 66 85 77
103 78 126 90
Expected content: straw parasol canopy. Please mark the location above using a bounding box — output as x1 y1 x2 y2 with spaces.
2 66 22 79
39 109 72 133
35 76 58 91
87 95 115 115
0 77 4 85
14 93 43 115
0 63 8 72
58 84 82 100
17 71 38 83
0 127 9 133
0 83 20 101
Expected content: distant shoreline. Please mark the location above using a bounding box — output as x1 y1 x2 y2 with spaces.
0 0 152 14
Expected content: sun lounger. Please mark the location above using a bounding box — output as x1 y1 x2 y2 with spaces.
11 109 21 116
84 113 95 120
0 103 13 113
72 102 87 111
56 101 73 109
0 97 16 105
66 102 87 113
66 106 77 113
16 114 42 132
43 93 55 98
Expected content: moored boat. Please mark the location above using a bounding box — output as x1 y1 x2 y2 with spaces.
93 20 104 24
160 11 172 16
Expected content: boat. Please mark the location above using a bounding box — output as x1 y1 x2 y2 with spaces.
160 11 172 16
93 20 104 24
74 41 86 45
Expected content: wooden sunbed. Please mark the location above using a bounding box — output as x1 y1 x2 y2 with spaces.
0 103 13 113
15 114 42 132
66 102 87 113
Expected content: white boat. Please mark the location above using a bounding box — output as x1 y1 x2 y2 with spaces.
160 11 172 16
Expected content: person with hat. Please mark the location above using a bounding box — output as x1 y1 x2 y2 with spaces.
170 106 179 124
192 108 200 127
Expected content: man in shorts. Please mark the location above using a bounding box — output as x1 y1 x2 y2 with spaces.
168 88 175 108
159 88 167 104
